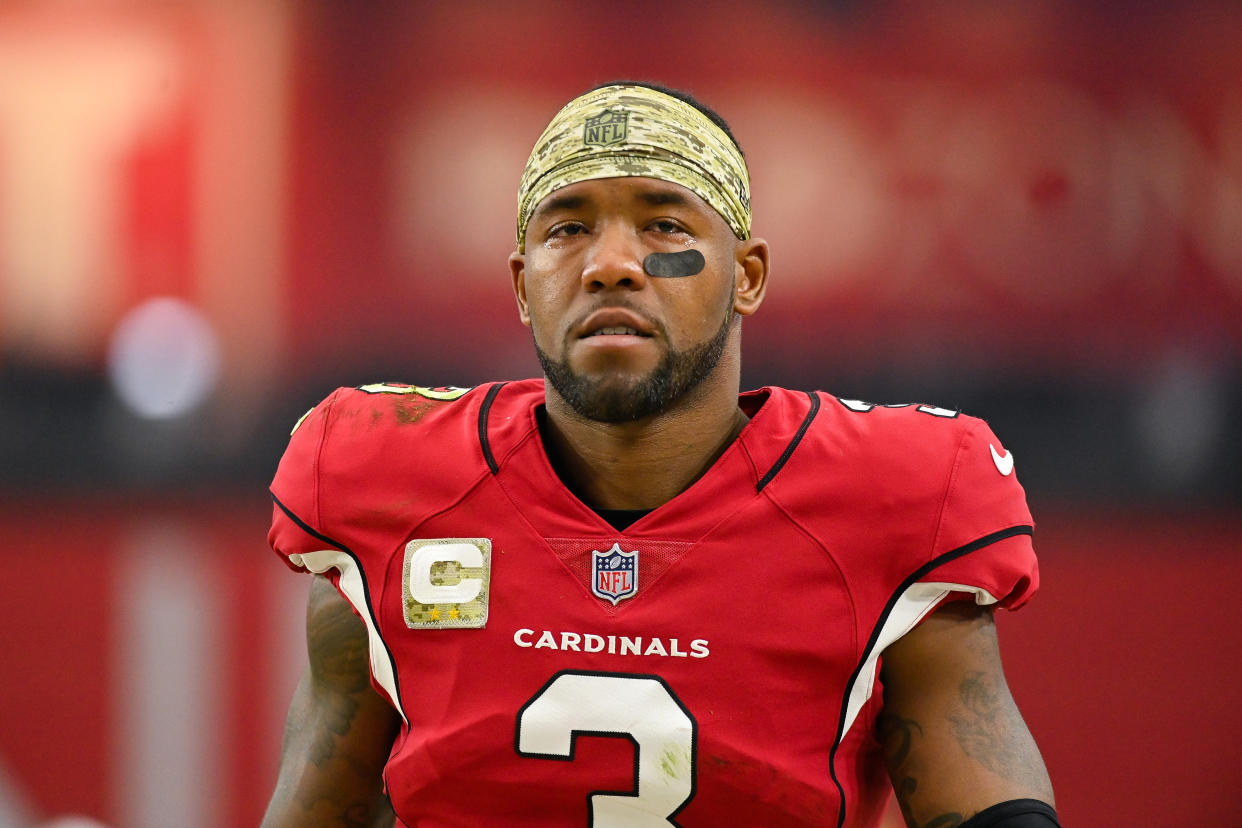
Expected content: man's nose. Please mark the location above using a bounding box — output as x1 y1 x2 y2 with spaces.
580 223 647 292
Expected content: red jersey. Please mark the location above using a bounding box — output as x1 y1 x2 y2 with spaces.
268 380 1038 828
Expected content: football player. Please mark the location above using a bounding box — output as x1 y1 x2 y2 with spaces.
263 82 1057 828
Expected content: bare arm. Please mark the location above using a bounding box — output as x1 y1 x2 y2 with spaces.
877 601 1054 828
263 575 402 828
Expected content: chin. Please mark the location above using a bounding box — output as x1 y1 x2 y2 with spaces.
537 332 724 424
562 375 666 423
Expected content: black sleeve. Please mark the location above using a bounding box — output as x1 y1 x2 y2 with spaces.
958 799 1060 828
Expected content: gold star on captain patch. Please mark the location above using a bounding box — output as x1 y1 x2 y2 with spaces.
449 607 460 620
429 608 441 621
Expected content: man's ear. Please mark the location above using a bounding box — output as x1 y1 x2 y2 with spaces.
509 251 531 327
733 237 770 318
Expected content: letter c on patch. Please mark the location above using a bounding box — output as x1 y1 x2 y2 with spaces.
409 542 483 604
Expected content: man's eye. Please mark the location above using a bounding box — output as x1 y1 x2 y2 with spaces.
550 223 586 237
651 220 685 234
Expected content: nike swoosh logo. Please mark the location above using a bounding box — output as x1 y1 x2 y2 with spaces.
990 443 1014 476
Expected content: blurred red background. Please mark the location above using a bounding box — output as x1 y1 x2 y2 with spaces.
1 1 1239 826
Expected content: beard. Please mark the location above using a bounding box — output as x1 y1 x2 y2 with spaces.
535 308 733 423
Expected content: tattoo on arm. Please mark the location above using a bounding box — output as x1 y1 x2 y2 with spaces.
307 581 373 693
948 671 1042 782
876 604 1054 827
264 577 399 826
876 712 920 825
306 579 374 767
877 712 921 768
878 714 966 828
309 693 360 766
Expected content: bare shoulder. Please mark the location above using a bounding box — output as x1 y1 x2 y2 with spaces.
877 601 1054 827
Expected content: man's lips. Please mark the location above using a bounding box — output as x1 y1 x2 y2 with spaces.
575 308 655 339
586 326 643 337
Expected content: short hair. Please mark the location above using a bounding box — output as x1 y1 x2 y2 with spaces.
586 80 744 157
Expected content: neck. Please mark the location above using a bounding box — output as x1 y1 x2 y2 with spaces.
539 356 749 511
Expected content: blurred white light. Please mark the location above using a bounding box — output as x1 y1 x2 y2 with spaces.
1133 351 1225 490
107 297 220 419
39 819 112 828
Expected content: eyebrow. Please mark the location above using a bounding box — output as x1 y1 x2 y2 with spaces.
637 190 692 207
532 188 694 221
531 193 586 221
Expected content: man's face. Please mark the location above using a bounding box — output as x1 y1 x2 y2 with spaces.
510 176 744 422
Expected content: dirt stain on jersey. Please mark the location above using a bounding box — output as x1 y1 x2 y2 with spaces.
704 751 834 823
360 496 418 525
660 746 692 780
394 397 436 425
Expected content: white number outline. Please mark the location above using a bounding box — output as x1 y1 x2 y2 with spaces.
515 670 698 827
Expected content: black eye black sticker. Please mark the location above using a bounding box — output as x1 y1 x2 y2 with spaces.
643 249 705 278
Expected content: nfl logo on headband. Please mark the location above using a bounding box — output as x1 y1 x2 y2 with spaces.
591 542 638 605
517 84 751 252
583 109 628 147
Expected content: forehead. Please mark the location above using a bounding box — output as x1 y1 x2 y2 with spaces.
529 176 717 220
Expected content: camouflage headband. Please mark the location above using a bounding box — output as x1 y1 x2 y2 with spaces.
516 85 751 253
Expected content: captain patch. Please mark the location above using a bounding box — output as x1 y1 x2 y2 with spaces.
402 538 491 629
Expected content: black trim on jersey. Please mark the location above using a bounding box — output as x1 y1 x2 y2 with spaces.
756 390 820 493
515 669 698 826
827 524 1036 828
478 382 507 475
269 492 404 715
272 492 343 551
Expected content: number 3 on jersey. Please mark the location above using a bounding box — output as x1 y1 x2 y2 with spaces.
516 671 697 826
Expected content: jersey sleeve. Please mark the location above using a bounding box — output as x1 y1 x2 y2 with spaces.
921 418 1039 609
268 388 344 574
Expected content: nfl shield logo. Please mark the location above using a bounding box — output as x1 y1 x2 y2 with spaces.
591 542 638 605
583 109 628 147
